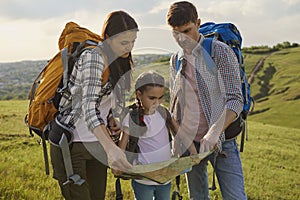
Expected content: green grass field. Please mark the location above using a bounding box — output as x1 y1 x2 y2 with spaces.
1 47 300 199
0 99 299 200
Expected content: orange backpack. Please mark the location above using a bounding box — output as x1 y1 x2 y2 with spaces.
25 21 109 138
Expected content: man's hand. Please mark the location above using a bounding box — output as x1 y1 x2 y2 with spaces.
199 124 220 153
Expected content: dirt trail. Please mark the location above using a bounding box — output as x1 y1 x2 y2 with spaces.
247 54 272 84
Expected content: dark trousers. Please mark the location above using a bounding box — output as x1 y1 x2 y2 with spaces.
50 142 108 200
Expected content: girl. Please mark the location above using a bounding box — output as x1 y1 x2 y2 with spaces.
49 11 138 200
118 71 196 200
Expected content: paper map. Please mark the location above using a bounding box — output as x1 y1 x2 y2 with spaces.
118 151 212 184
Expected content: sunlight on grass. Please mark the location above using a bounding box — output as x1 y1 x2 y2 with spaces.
1 100 299 199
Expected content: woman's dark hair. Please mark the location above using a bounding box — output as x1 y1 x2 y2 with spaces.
101 10 138 39
167 1 198 27
101 10 138 89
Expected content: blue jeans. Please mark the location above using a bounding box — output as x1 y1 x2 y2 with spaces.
131 180 171 200
186 139 247 200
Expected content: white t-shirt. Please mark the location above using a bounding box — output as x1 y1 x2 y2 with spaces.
122 109 172 185
73 93 113 142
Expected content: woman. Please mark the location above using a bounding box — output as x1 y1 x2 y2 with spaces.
49 11 138 200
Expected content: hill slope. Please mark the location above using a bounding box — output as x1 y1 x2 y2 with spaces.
0 47 299 129
244 47 300 129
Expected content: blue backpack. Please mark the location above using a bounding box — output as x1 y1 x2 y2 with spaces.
176 22 254 152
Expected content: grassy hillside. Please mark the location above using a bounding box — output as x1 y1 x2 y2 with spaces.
131 47 300 130
0 100 299 199
244 47 300 129
1 47 300 199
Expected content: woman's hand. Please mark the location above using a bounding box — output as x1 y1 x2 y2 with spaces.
107 144 132 173
111 168 123 176
93 125 132 173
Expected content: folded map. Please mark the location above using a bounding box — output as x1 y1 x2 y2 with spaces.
118 151 212 184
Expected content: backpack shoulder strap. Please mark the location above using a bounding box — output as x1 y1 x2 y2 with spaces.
175 38 215 74
126 103 146 153
128 103 141 125
157 105 174 142
202 37 212 56
57 47 69 94
75 41 110 86
175 50 183 73
202 37 217 73
58 40 100 94
128 103 147 136
157 105 172 126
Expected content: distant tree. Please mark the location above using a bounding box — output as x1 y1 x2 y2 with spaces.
243 41 299 54
272 41 299 50
282 41 291 48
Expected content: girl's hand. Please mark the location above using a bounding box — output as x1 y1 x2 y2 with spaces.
108 117 122 135
108 117 122 144
188 143 198 155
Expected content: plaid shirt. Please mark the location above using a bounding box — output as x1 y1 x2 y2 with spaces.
58 44 113 131
170 34 243 133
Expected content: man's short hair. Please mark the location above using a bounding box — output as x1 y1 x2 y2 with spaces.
167 1 198 27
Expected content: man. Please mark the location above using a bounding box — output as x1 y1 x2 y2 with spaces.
167 1 247 200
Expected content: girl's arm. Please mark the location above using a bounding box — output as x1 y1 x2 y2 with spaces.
118 127 130 151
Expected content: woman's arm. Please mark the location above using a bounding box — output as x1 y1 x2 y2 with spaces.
93 125 131 173
79 51 131 172
111 127 130 176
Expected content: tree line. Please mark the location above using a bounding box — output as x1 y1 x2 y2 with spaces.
242 41 299 54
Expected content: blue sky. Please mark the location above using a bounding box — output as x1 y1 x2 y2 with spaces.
0 0 299 62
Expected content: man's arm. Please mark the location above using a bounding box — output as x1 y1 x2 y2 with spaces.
200 42 243 153
199 109 237 153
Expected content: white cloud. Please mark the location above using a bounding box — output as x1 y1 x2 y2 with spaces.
240 1 265 16
149 0 174 14
0 19 56 61
282 0 300 5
